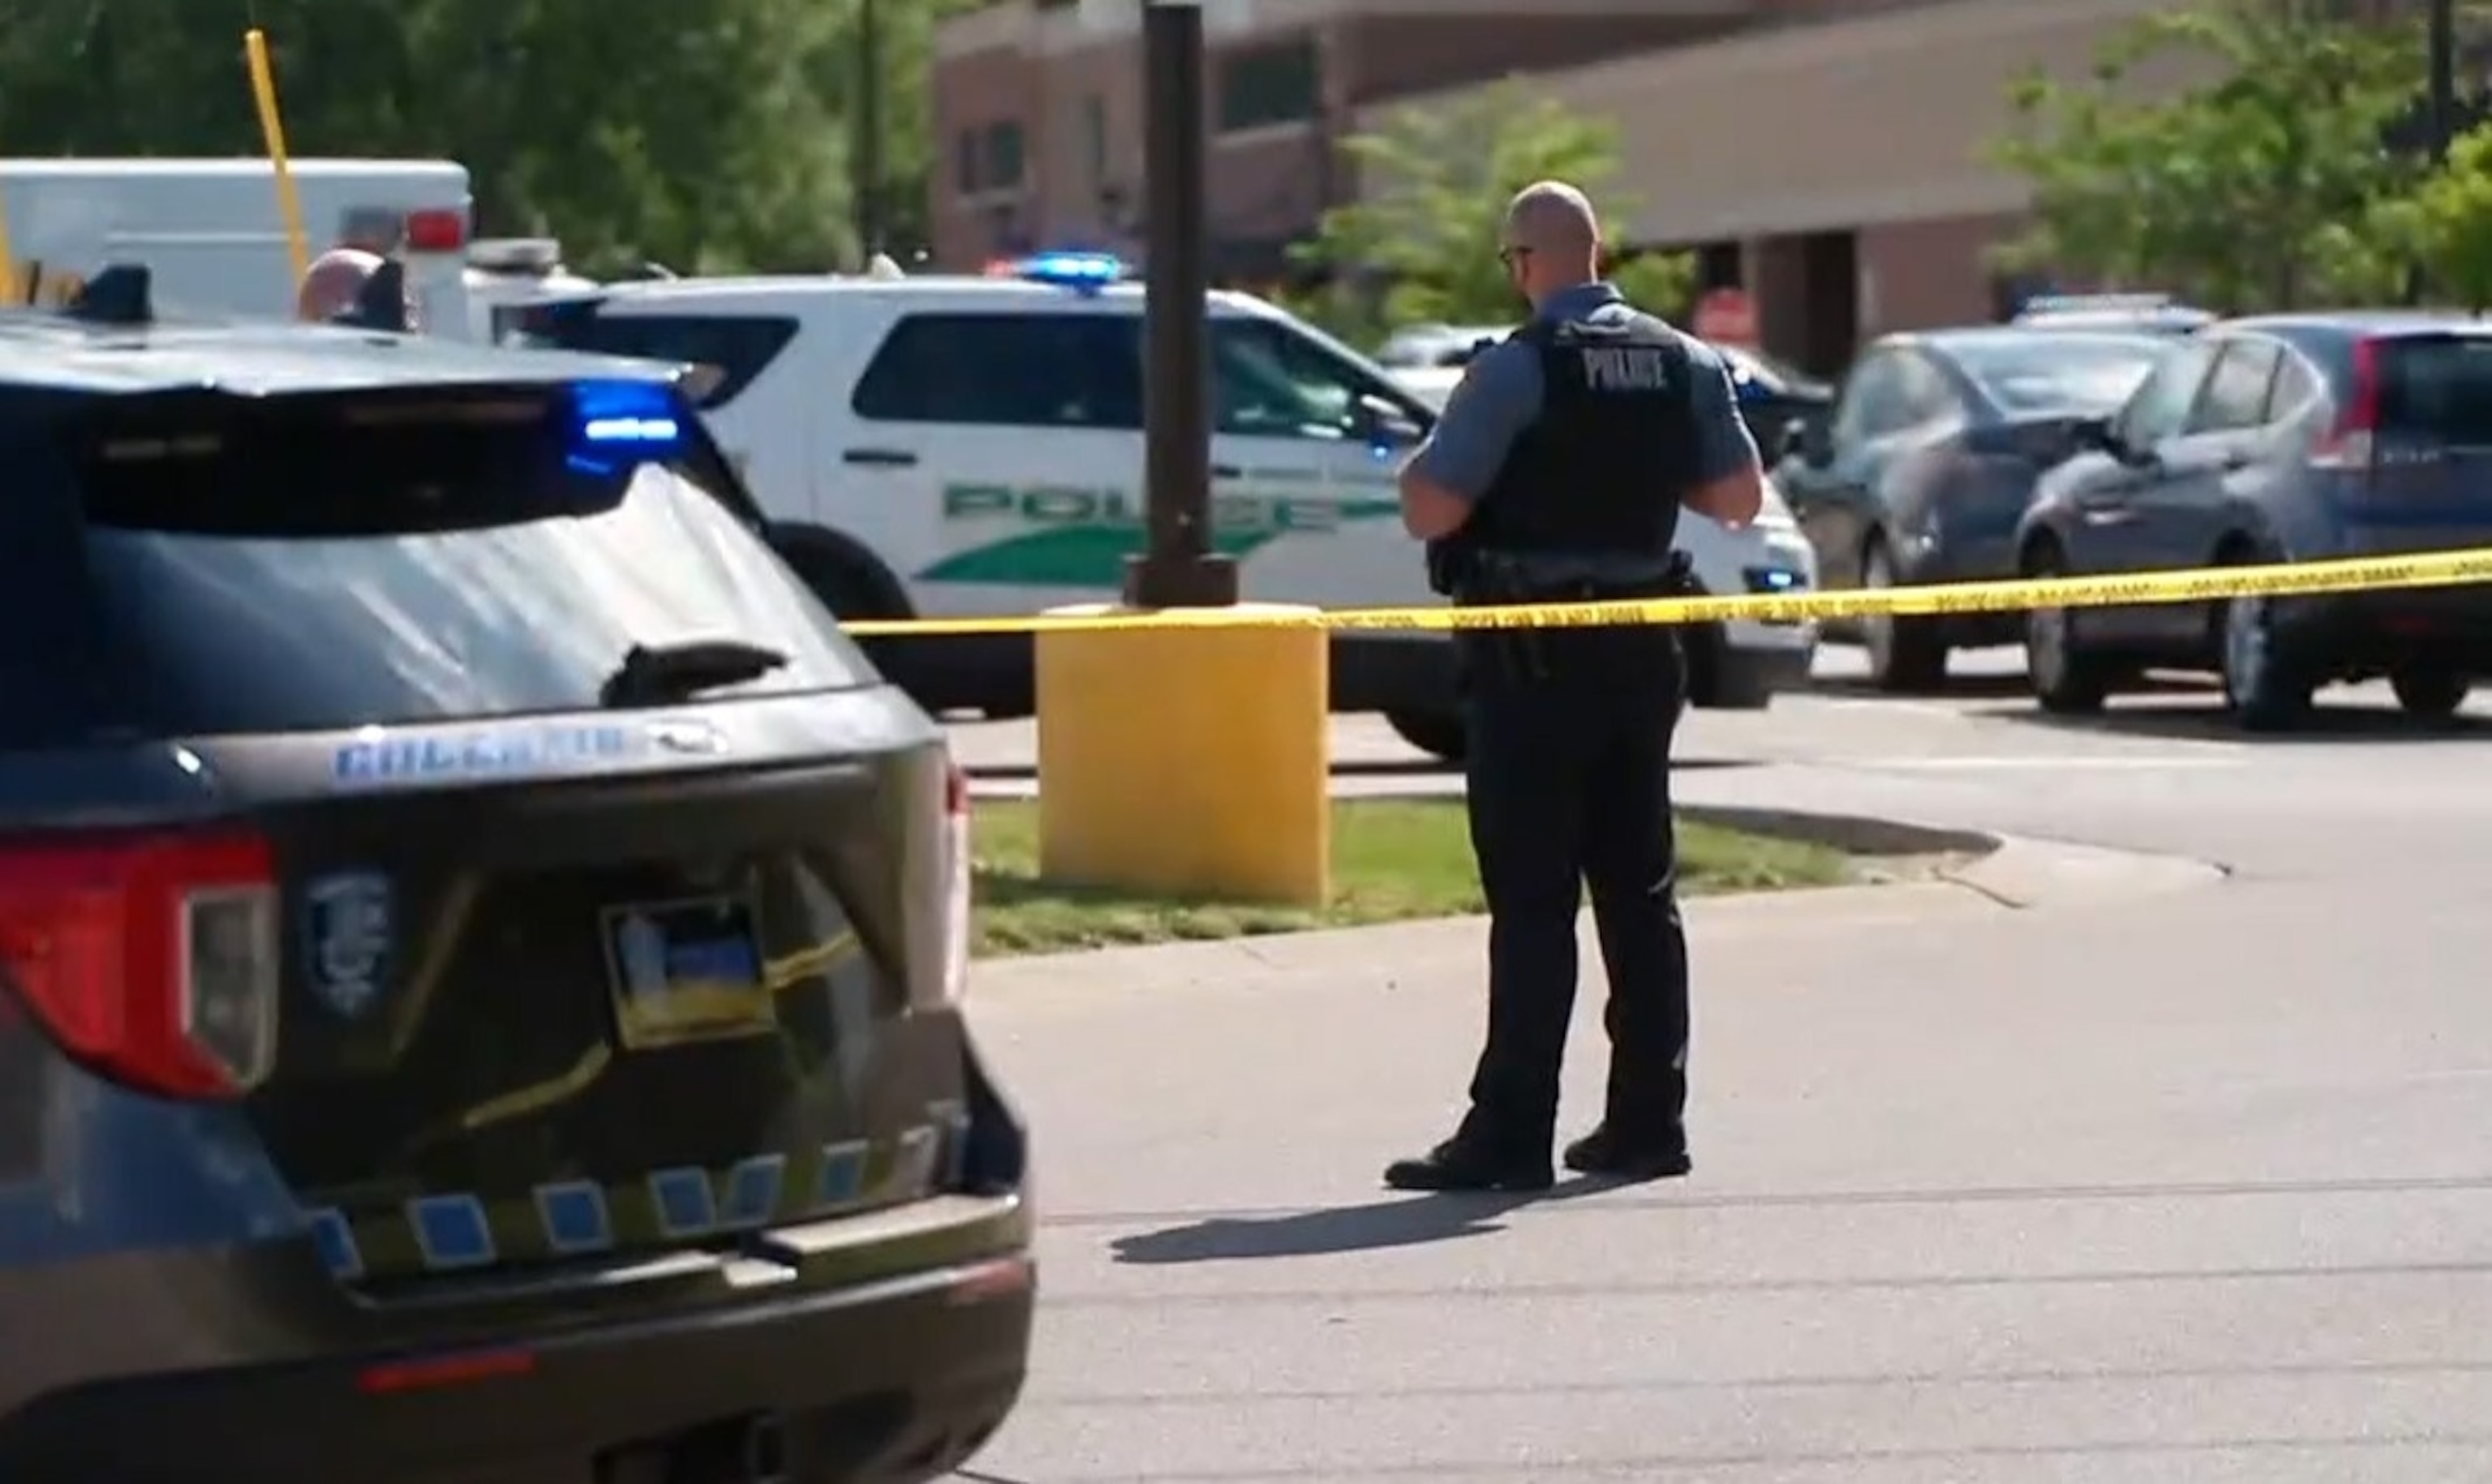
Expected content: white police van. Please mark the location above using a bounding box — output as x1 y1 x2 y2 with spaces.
507 251 1819 758
0 157 479 335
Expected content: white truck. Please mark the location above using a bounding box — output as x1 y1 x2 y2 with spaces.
0 157 476 335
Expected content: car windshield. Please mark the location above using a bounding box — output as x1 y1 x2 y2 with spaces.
1954 335 2167 414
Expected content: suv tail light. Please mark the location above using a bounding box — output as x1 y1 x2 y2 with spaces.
2309 336 2382 470
924 761 971 1010
0 830 280 1099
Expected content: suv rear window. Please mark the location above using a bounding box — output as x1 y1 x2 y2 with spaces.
2377 336 2492 444
14 384 874 744
508 307 797 410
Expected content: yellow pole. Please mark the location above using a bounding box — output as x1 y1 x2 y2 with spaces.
243 28 311 286
0 141 17 307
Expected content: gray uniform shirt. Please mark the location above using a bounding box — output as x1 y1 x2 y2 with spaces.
1404 282 1759 580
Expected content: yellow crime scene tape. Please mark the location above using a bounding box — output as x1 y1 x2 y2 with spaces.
839 547 2492 637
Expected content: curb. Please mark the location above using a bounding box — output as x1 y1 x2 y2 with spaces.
1676 803 1996 858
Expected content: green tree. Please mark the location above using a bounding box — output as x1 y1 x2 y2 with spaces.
2378 118 2492 312
1990 0 2423 311
818 0 993 261
1286 81 1692 347
0 0 977 276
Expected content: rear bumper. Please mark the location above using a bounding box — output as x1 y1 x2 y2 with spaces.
0 1240 1034 1483
2280 584 2492 672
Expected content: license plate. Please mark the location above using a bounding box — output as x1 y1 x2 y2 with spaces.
599 896 772 1049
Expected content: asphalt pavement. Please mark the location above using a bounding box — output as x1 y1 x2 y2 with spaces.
947 645 2492 1482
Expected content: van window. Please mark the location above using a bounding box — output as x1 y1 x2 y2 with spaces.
511 309 797 410
28 388 875 742
851 312 1143 429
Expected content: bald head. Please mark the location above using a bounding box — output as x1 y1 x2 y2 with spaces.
1500 180 1603 307
1505 181 1601 255
296 247 384 322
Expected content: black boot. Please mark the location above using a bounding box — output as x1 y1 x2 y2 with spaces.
1562 1124 1691 1182
1383 1136 1553 1193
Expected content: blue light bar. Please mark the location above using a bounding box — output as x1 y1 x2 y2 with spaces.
1015 251 1128 290
568 380 685 457
581 415 681 443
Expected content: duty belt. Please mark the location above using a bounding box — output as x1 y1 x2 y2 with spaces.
1454 553 1696 684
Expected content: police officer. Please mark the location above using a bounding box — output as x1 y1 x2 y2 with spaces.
1383 181 1766 1194
296 247 386 322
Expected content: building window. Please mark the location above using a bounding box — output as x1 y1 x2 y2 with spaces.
982 121 1026 191
1082 95 1109 187
1217 39 1319 134
955 129 981 195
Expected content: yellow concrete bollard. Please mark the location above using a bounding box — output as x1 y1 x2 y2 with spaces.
1034 603 1329 906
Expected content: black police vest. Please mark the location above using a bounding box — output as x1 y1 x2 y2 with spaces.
1466 312 1702 563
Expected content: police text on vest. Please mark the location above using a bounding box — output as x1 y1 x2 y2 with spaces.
1579 346 1673 392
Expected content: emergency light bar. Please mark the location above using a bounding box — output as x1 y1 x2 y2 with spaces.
569 380 685 460
1011 251 1128 291
2019 293 2176 313
469 237 564 274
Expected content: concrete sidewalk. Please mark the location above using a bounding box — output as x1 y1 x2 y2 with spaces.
973 830 2227 1006
960 836 2492 1482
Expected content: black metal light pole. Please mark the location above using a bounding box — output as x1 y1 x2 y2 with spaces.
2431 0 2458 160
857 0 887 258
1127 0 1238 608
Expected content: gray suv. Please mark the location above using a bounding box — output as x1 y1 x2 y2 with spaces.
2019 311 2492 729
0 268 1032 1481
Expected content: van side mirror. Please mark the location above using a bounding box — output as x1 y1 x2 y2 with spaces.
1353 392 1423 448
1777 416 1830 467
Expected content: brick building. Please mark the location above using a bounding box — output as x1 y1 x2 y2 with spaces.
929 0 2402 373
929 0 1807 275
1369 0 2230 372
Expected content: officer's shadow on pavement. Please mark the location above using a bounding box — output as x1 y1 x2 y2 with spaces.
1110 1178 1616 1265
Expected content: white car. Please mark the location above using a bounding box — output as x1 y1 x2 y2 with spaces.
508 253 1816 758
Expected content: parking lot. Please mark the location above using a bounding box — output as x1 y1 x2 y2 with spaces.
950 645 2492 1482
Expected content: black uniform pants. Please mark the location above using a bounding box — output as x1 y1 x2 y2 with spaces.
1456 620 1691 1155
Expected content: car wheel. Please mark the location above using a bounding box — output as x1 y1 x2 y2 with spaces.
2391 664 2469 719
1860 539 1948 693
1384 707 1467 764
2022 543 2114 715
2216 582 2313 732
780 533 901 623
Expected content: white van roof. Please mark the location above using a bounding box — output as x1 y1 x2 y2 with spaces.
0 157 465 182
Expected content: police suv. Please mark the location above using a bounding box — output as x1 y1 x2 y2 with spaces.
508 253 1820 761
0 265 1030 1481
